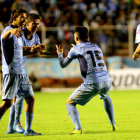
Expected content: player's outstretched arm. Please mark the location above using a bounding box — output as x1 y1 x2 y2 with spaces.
133 44 140 60
56 44 72 68
3 28 23 39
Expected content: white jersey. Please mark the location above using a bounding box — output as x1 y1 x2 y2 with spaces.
135 24 140 44
1 25 25 74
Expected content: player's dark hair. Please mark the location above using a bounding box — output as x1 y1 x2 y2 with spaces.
9 9 27 23
74 26 88 41
27 13 40 22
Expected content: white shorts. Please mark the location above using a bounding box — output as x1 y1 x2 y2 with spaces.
2 74 34 100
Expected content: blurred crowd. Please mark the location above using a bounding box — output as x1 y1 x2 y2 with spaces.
0 0 140 28
0 0 140 56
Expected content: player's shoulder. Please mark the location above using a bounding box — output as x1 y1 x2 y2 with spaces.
5 25 12 30
2 26 12 33
1 25 12 38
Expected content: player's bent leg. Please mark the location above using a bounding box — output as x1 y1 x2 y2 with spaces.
0 99 13 120
66 98 75 104
66 99 82 134
103 95 116 131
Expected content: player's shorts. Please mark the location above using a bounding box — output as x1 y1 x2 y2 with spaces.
69 81 112 106
2 74 34 100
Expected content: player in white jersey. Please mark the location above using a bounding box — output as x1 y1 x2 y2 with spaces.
56 26 116 134
133 24 140 60
0 9 43 136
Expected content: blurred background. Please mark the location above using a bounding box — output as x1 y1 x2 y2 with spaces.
1 0 140 92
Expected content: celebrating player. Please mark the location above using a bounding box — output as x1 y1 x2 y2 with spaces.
56 26 116 134
14 13 45 135
0 9 43 136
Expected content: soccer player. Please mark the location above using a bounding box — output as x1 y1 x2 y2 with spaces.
13 13 45 135
0 9 43 136
3 9 28 135
56 26 116 134
133 24 140 60
7 12 48 135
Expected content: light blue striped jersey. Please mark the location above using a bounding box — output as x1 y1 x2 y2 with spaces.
21 28 40 64
1 25 25 74
58 41 111 84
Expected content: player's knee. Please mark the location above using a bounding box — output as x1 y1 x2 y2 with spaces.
26 96 35 104
66 98 74 104
32 96 35 103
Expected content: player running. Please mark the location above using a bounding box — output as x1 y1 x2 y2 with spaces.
56 26 116 134
0 9 43 136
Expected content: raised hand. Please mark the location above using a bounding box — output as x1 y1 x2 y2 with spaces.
56 44 63 54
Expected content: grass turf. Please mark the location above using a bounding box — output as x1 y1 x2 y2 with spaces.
0 90 140 140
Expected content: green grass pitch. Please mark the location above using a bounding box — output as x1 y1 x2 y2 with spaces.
0 90 140 140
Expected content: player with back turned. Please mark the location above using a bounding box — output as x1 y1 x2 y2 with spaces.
56 26 116 134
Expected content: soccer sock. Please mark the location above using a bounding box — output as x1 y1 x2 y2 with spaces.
66 103 82 130
25 112 33 132
15 97 24 125
103 95 116 125
7 103 15 131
